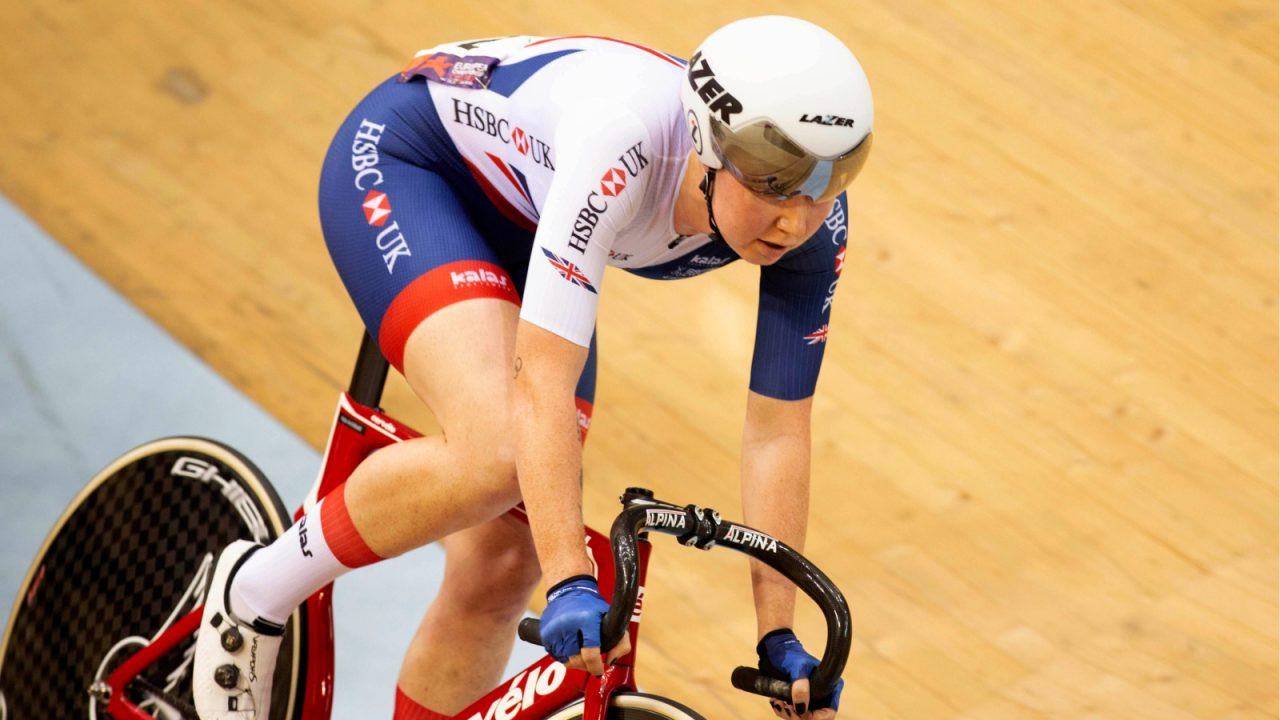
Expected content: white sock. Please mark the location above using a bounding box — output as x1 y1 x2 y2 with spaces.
229 500 348 625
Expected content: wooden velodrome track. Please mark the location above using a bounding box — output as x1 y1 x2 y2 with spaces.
0 0 1275 717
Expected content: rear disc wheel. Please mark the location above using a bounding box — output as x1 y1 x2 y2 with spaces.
0 437 306 720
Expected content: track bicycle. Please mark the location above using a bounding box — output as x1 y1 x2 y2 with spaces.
0 335 850 719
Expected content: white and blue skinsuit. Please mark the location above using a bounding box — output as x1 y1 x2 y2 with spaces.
317 35 849 430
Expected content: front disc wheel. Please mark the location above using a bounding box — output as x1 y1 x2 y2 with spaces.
545 691 706 720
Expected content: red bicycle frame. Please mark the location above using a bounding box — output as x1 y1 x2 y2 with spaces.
102 389 651 720
95 331 854 718
297 391 651 720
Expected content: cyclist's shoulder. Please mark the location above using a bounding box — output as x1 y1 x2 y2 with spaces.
389 35 685 143
502 36 685 113
505 35 686 75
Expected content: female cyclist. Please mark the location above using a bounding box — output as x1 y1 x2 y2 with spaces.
193 15 872 720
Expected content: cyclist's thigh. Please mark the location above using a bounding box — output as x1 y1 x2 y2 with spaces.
401 300 519 440
319 82 525 429
319 76 524 371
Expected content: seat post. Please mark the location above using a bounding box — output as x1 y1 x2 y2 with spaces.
347 333 390 408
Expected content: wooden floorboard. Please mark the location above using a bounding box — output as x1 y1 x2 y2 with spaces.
0 0 1274 716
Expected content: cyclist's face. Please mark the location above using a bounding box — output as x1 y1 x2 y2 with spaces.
714 171 836 266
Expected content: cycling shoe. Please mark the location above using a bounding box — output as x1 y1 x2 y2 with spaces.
193 540 284 719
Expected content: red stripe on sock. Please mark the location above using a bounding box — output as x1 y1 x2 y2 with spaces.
320 483 383 568
394 687 452 720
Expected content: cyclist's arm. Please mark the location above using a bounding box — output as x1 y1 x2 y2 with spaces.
741 390 813 637
514 321 593 581
741 195 849 636
515 102 651 586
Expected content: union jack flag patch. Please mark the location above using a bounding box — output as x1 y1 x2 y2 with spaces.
542 248 598 294
803 325 829 345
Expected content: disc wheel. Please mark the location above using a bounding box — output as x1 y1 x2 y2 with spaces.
546 691 707 719
0 437 306 720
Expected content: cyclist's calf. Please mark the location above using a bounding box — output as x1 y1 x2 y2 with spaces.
439 517 541 621
396 516 542 714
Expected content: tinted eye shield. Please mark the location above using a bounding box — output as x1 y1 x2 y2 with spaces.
709 117 872 203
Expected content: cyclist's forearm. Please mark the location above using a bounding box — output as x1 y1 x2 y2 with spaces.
514 322 594 584
516 399 590 582
741 391 813 639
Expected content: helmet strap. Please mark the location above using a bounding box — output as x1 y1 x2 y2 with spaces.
699 169 727 244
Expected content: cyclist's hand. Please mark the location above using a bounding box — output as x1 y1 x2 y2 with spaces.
540 575 630 675
758 628 844 719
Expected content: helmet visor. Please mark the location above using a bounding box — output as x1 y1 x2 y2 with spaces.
709 118 872 202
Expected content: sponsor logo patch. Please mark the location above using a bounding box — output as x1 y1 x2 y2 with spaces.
373 222 412 274
687 50 743 123
645 508 688 530
450 98 554 170
800 113 855 127
824 200 848 244
804 325 830 345
450 266 512 291
724 525 780 553
822 199 848 312
567 141 649 253
298 514 313 558
631 586 646 622
368 414 397 434
399 51 499 89
542 248 598 294
350 119 412 273
599 167 627 197
362 190 391 227
687 109 703 154
464 663 566 720
512 126 531 155
351 119 387 191
688 254 730 268
170 457 269 542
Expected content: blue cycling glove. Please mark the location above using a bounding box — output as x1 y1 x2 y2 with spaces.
758 628 844 714
540 575 609 663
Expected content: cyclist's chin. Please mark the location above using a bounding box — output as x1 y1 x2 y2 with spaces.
739 238 791 266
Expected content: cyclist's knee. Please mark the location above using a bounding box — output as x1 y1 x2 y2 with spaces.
441 533 540 619
450 415 519 498
442 517 537 614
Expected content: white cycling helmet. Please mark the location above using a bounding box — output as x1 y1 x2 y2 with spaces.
681 16 873 202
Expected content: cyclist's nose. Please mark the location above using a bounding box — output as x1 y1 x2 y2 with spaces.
775 209 802 237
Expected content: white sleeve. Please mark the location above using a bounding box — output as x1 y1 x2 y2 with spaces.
519 106 653 346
